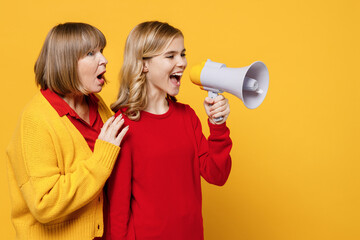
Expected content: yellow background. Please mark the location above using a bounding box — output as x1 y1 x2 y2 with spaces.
1 0 360 239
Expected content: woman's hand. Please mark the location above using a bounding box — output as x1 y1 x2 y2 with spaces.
204 95 230 125
98 115 129 146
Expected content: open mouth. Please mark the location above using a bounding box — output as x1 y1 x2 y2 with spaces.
97 71 106 84
170 72 182 86
97 72 105 80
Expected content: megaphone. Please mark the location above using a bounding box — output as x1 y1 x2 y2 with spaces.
189 59 269 110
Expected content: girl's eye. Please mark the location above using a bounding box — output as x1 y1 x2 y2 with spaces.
87 51 94 56
166 55 174 59
181 53 186 57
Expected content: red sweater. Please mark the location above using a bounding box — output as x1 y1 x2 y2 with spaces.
105 100 232 240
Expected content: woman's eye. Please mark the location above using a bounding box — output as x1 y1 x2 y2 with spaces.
181 53 186 57
166 55 174 59
87 51 94 56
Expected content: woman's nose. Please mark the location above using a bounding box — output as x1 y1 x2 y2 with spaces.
99 53 108 65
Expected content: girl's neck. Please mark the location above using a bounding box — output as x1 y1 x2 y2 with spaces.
145 91 169 115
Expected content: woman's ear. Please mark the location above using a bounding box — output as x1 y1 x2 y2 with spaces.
143 61 149 73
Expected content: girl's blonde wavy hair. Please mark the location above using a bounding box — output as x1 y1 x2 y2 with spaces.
110 21 183 120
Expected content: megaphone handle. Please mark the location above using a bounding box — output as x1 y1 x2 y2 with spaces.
208 91 224 122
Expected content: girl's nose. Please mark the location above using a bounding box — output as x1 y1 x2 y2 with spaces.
177 56 187 68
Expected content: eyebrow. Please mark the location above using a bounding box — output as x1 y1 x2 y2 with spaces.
164 48 186 55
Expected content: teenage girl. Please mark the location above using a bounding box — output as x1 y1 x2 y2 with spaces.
106 21 232 240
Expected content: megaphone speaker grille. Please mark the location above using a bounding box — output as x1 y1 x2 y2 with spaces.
242 61 269 109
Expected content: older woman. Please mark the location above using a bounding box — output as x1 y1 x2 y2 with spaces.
6 22 128 240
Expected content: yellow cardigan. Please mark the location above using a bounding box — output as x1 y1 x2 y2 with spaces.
6 92 120 240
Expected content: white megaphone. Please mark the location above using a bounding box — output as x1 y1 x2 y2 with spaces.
189 59 269 110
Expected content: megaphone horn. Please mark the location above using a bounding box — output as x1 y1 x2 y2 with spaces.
189 59 269 110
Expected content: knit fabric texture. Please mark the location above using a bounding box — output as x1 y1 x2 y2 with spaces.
106 100 232 240
6 92 120 240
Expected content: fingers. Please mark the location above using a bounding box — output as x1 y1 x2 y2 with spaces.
204 95 231 124
98 116 114 140
204 97 214 105
115 125 129 146
101 115 115 133
98 114 129 146
209 95 228 116
211 98 229 118
100 115 121 139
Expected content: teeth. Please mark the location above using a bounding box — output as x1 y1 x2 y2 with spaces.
173 73 182 76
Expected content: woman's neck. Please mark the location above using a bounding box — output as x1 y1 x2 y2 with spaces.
62 93 90 124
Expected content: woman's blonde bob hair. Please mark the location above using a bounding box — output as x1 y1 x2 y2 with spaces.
110 21 183 120
34 22 107 96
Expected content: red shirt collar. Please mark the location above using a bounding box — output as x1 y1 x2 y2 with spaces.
41 89 99 125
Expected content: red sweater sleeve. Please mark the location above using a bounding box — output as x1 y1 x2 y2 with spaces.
105 114 132 240
189 107 232 186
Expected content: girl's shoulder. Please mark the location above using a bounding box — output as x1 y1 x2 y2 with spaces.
114 108 126 118
171 101 199 123
172 100 196 114
114 108 129 121
113 108 135 126
112 101 198 124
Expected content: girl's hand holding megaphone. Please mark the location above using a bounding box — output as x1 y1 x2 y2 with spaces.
204 94 230 125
